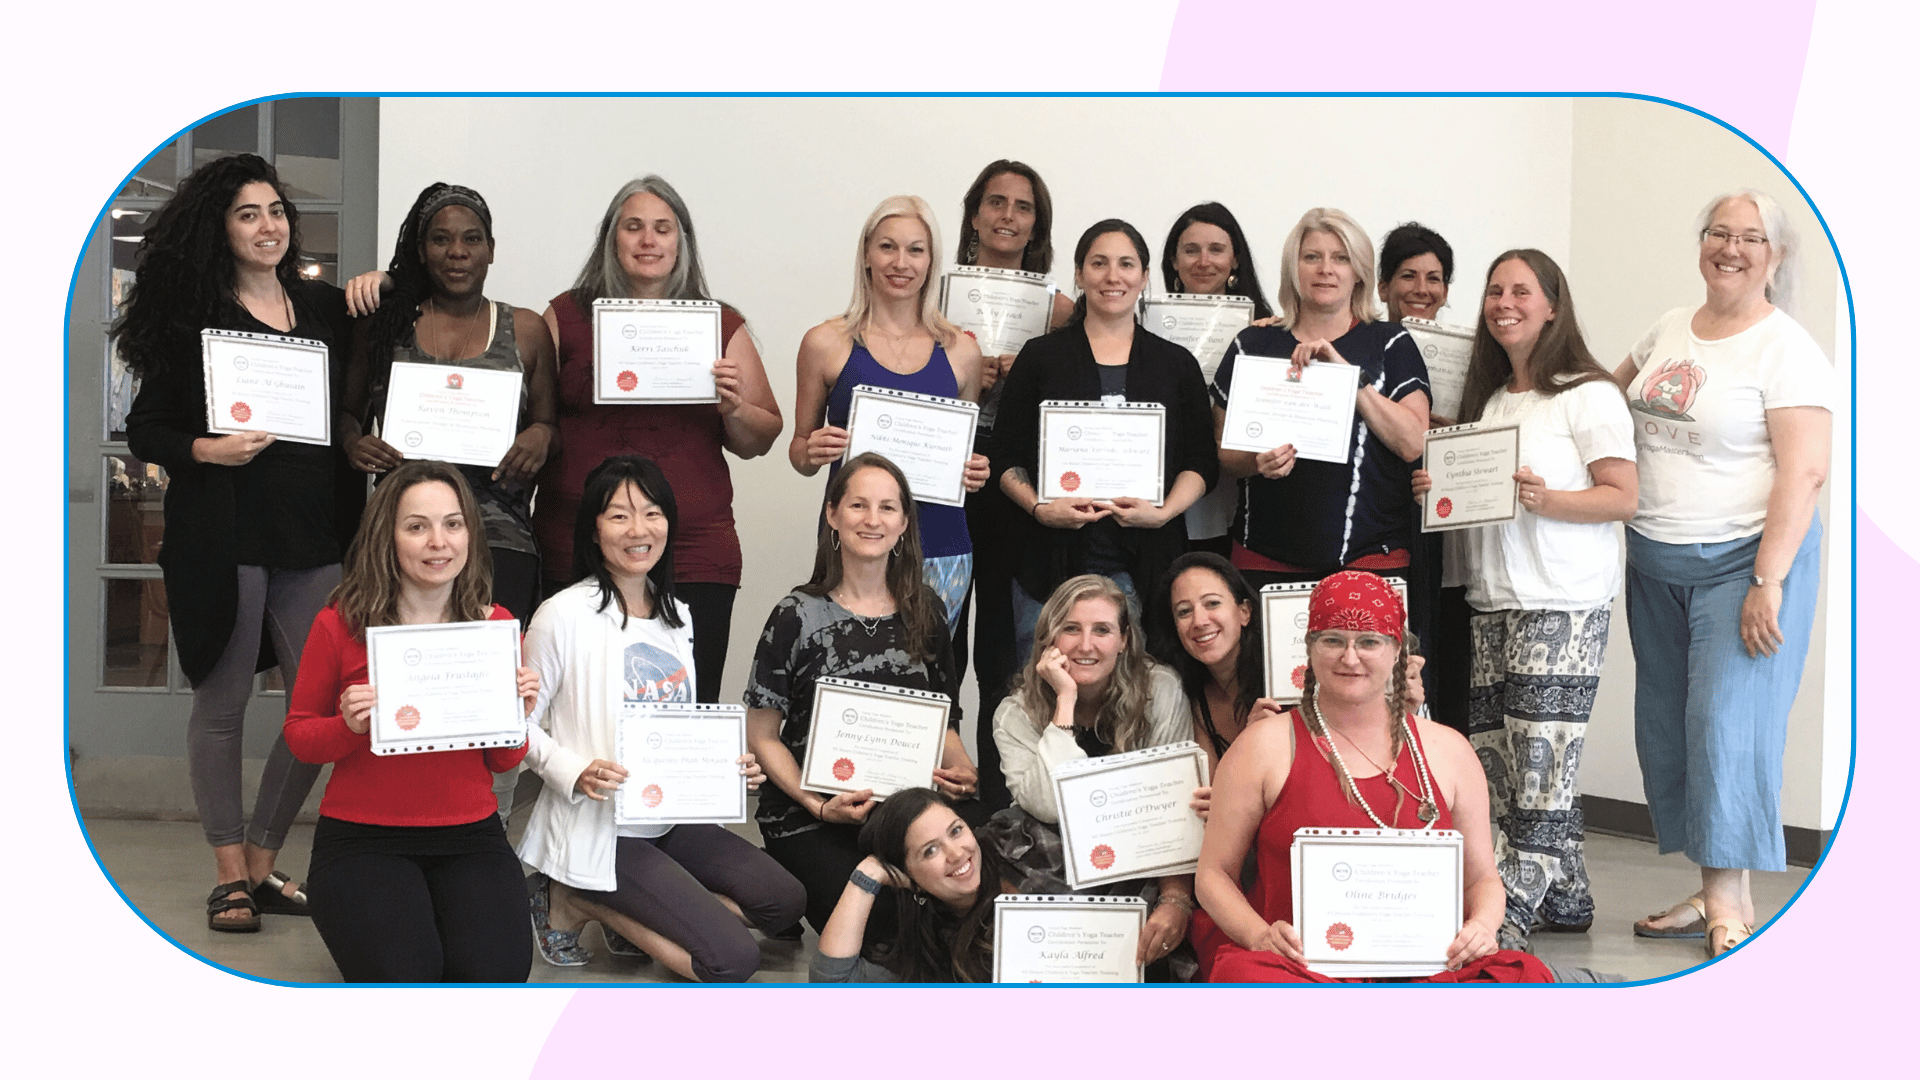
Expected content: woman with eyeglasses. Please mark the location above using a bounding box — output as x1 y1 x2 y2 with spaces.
1613 190 1833 959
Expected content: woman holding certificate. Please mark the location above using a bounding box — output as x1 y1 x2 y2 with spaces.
747 454 983 934
1613 191 1833 958
790 195 991 632
536 176 784 702
1192 572 1555 982
518 455 804 980
993 219 1219 664
1211 209 1429 595
1159 203 1272 560
116 154 351 932
284 461 539 982
1412 250 1636 950
340 182 558 625
985 574 1200 975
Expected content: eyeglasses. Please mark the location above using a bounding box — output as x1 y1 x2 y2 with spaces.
1700 228 1770 249
1310 632 1395 657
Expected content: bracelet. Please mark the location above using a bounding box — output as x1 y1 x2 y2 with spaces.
1155 892 1197 915
848 868 883 896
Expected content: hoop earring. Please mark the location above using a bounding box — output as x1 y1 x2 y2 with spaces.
892 536 904 556
965 236 979 264
831 532 841 550
913 891 927 907
1173 276 1184 292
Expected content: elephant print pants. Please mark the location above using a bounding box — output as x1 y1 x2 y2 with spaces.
1467 604 1611 935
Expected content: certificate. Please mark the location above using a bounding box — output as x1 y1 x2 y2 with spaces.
1036 401 1166 505
1422 422 1520 532
592 298 722 404
1262 577 1409 704
1143 294 1254 376
843 387 979 508
364 620 525 756
1052 742 1208 890
200 329 331 446
614 703 748 826
380 361 522 468
1402 318 1473 423
1218 356 1362 464
939 265 1054 357
800 677 950 799
1291 828 1463 977
992 895 1146 983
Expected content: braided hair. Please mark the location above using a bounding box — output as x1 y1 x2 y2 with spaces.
112 153 305 380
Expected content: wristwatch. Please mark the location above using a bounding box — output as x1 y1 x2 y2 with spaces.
849 868 883 896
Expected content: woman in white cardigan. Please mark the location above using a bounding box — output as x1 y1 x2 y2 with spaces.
517 455 804 979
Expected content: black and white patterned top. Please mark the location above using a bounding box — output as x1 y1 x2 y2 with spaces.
744 590 962 840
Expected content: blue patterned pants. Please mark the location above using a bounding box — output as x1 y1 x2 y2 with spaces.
1468 604 1612 933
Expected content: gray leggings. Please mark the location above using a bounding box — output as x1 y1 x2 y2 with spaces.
188 563 339 849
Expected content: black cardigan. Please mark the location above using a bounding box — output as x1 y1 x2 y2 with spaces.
124 280 351 685
992 322 1218 603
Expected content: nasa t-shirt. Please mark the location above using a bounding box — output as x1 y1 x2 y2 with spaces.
614 603 695 839
1625 307 1835 545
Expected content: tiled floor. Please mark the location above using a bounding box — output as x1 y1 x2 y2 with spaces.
82 815 1808 985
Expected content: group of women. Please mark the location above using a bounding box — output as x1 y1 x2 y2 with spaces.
112 149 1831 982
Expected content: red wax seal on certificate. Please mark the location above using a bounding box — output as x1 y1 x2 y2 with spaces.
445 372 464 390
616 370 639 392
832 757 855 781
1089 844 1116 870
1435 497 1453 519
1326 923 1354 951
394 705 421 731
640 784 664 808
1290 665 1307 690
1059 471 1082 492
229 401 252 423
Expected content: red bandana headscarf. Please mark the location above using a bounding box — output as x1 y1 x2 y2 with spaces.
1306 571 1405 639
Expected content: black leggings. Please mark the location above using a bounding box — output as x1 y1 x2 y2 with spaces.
308 816 531 983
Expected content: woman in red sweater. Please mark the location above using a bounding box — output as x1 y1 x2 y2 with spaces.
286 460 540 982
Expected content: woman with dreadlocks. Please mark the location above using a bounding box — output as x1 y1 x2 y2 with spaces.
116 153 352 932
339 181 558 624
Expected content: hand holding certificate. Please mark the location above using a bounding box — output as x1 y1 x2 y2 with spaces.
592 299 723 404
842 387 979 508
364 621 526 755
201 329 332 445
1051 742 1208 889
993 895 1146 983
1421 422 1520 532
1290 828 1464 977
1219 356 1362 464
380 361 523 468
615 703 749 825
801 678 951 799
1037 401 1167 505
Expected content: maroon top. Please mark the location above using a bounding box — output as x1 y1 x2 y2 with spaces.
533 294 748 586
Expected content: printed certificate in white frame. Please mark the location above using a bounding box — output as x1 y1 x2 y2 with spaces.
939 265 1054 357
1052 741 1208 890
1422 422 1520 532
591 298 723 404
992 895 1146 984
200 328 331 445
1218 355 1362 463
380 361 522 468
1291 827 1463 978
1402 318 1474 423
1143 293 1254 375
614 703 749 826
364 620 525 756
800 677 950 799
843 386 978 508
1036 401 1166 505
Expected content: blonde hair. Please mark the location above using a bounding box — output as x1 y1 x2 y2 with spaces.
840 195 961 348
1015 575 1158 753
1276 207 1380 328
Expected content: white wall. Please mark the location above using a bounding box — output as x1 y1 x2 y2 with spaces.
379 96 1846 830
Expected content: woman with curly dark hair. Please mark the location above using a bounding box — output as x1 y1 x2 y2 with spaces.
115 152 352 932
338 181 559 625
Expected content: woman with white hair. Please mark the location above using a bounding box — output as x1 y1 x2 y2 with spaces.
789 195 991 628
1615 189 1833 959
1211 207 1431 595
534 175 784 701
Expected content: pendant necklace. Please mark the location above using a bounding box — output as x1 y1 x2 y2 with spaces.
1311 685 1438 829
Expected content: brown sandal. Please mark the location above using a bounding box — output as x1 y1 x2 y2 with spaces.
1632 896 1707 939
207 880 261 933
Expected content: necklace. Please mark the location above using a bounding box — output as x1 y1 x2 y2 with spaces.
831 590 886 637
236 283 295 333
867 323 924 370
1310 684 1438 828
423 297 485 361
